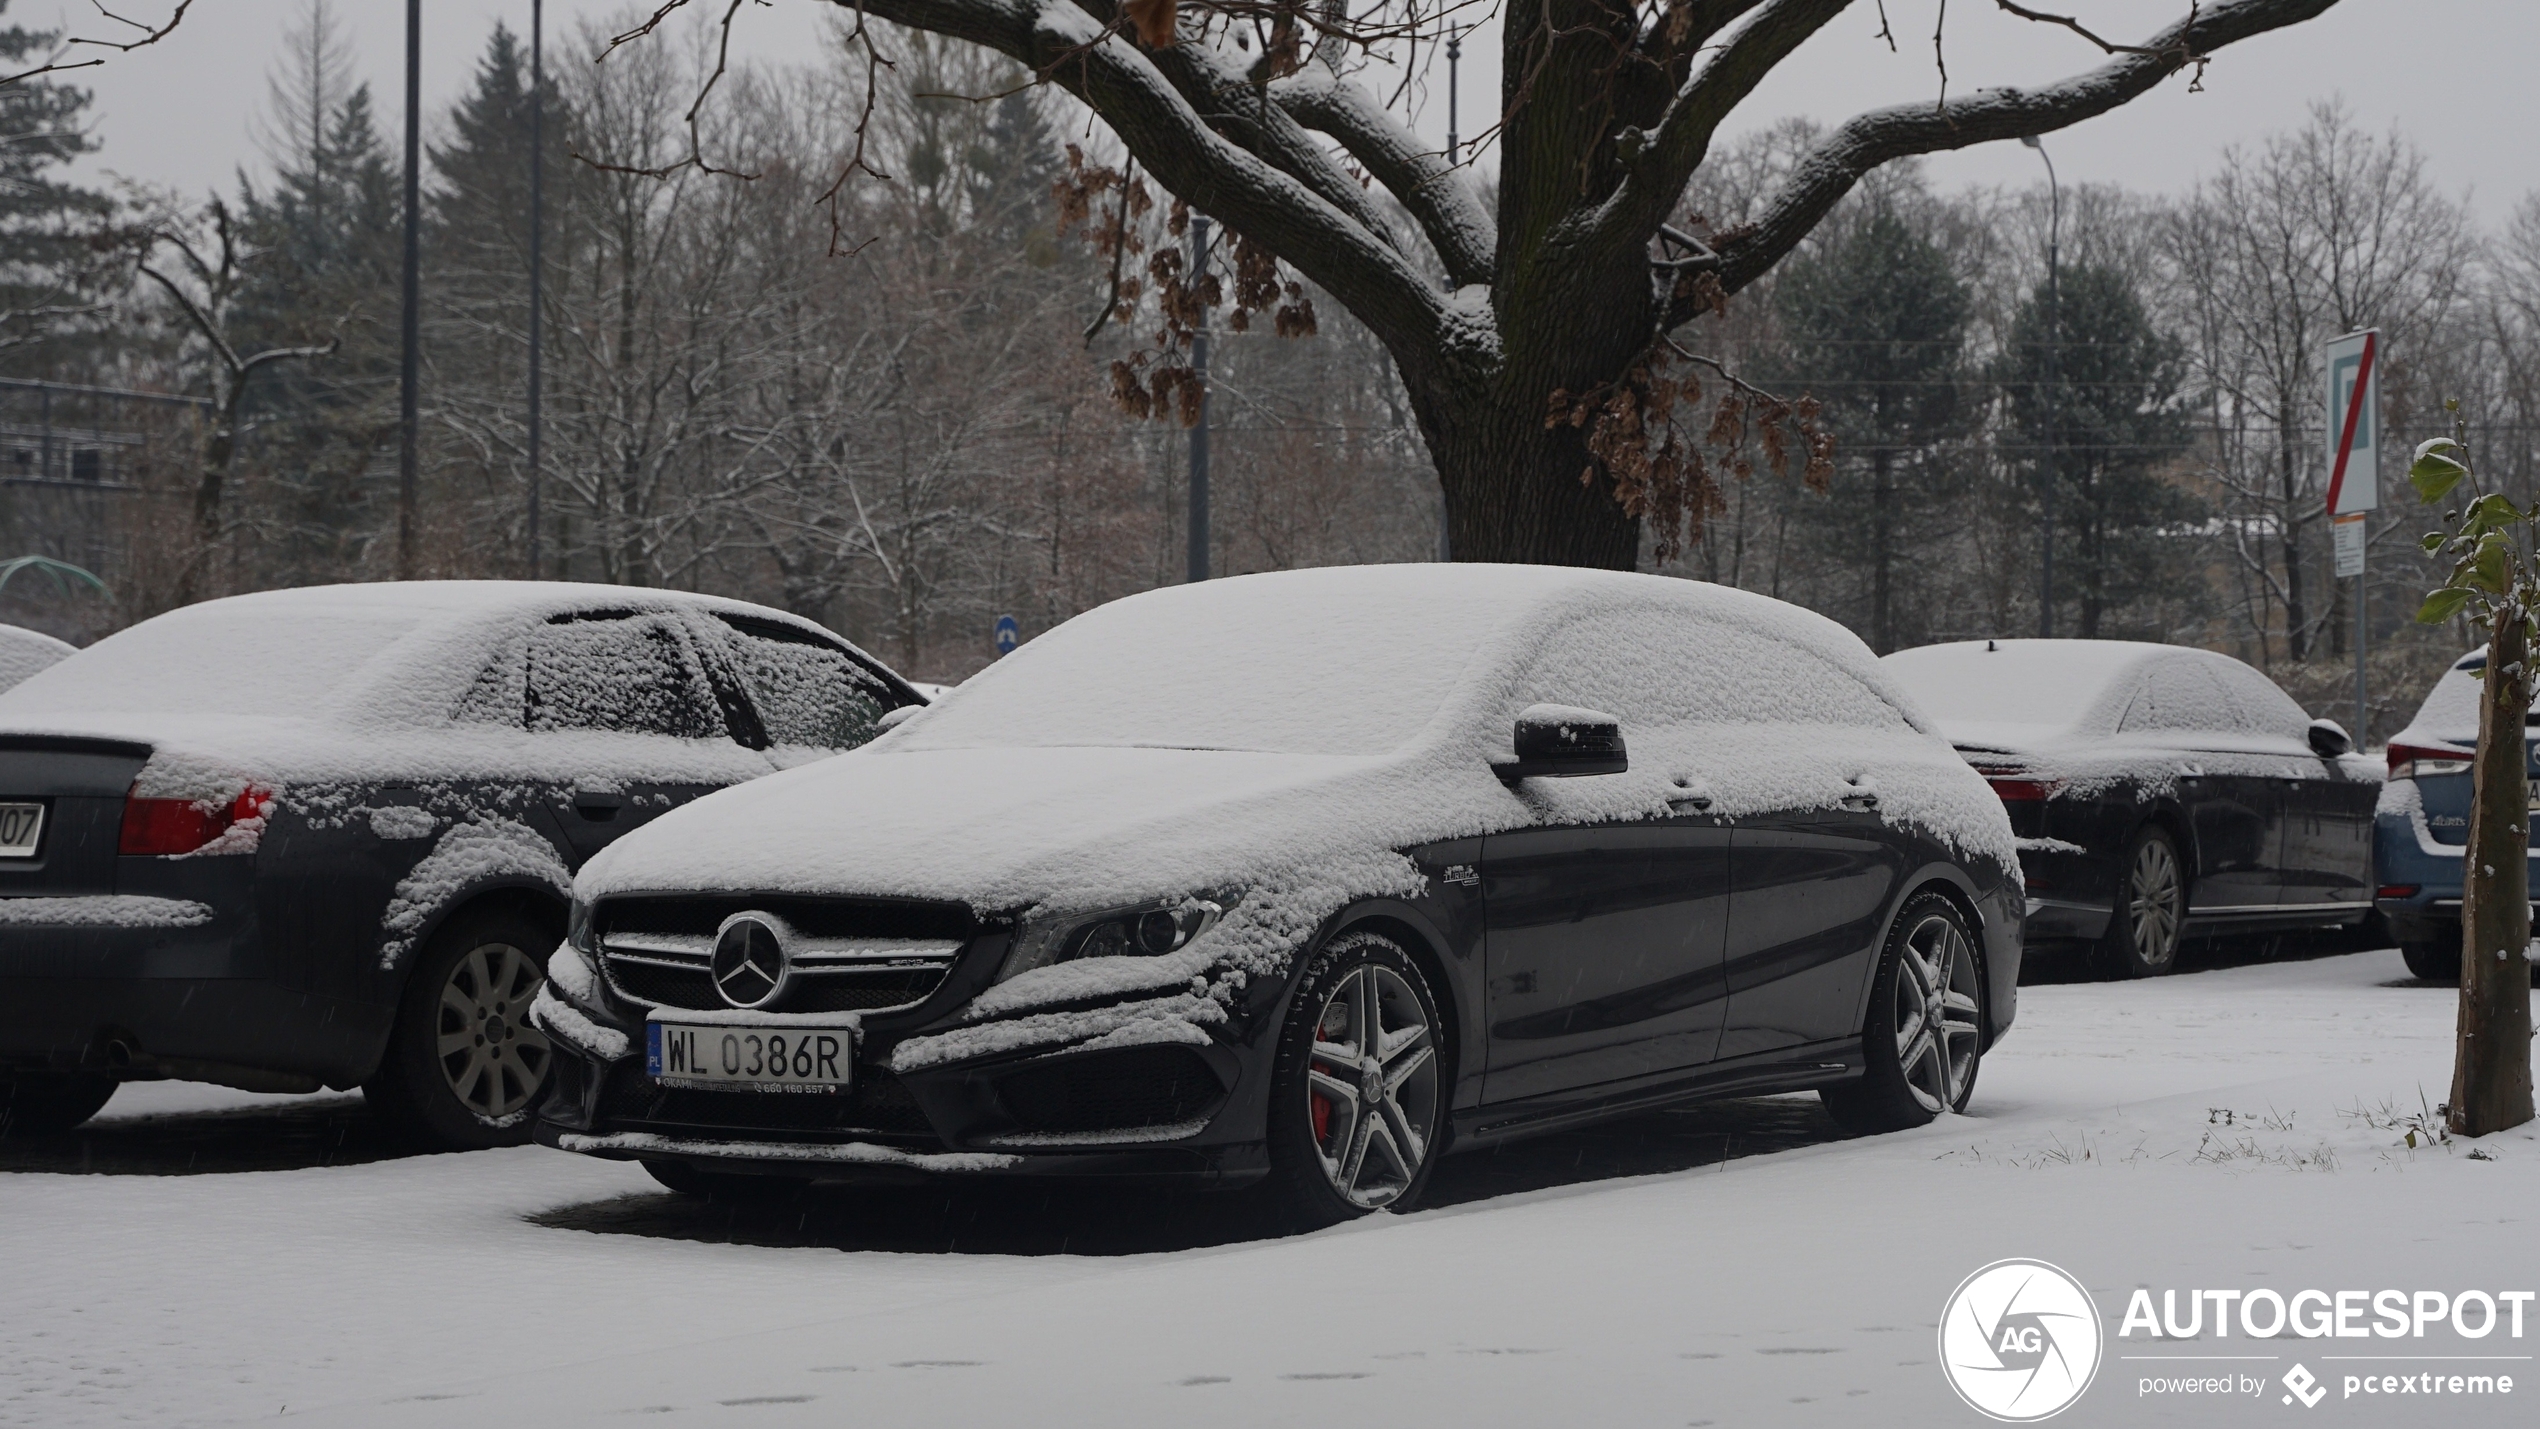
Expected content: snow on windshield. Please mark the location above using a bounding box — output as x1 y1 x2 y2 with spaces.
896 572 1483 756
0 606 421 718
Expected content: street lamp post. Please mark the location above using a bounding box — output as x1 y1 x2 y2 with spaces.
2023 134 2060 640
398 0 421 578
528 0 545 578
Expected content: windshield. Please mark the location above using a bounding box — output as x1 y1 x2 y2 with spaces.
0 606 423 718
896 581 1481 756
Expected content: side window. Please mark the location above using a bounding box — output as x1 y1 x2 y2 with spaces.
2118 661 2234 735
1525 610 1915 732
524 614 724 739
718 617 895 750
2209 659 2312 739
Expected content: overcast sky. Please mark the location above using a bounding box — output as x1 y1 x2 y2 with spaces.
40 0 2535 221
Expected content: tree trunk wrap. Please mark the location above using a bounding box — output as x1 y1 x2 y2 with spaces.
2451 612 2537 1137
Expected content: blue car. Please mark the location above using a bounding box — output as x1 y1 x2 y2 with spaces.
2374 649 2534 980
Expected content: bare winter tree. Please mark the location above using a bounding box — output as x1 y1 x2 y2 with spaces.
614 0 2340 568
2164 101 2473 664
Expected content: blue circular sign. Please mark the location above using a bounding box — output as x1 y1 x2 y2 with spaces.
993 614 1020 656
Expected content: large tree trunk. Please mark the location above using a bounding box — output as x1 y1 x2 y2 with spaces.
1418 381 1641 569
2451 611 2536 1137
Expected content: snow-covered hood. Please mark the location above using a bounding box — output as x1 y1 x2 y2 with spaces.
579 743 1455 914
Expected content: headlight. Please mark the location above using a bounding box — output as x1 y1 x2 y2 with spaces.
567 899 595 953
993 894 1234 984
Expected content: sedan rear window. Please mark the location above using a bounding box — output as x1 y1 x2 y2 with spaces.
523 616 725 739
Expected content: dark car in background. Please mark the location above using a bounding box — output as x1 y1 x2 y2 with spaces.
2374 649 2536 981
1883 639 2381 979
534 566 2024 1225
0 582 920 1141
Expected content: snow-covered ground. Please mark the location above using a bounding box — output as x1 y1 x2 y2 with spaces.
5 945 2532 1428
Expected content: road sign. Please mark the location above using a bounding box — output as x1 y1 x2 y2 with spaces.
993 614 1019 657
2333 511 2366 578
2324 329 2380 515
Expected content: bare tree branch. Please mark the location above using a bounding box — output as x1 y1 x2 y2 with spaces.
1689 0 2338 322
0 0 195 85
1269 62 1494 286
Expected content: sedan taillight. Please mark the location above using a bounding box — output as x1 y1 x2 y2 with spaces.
2387 742 2472 780
119 786 269 856
1982 774 2059 803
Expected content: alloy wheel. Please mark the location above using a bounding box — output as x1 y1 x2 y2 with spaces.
1304 963 1440 1209
1889 914 1982 1115
2129 837 2183 970
434 941 553 1121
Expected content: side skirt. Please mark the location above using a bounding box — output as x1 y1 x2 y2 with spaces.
1445 1037 1863 1154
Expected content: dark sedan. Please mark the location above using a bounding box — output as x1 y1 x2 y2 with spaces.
0 582 919 1141
536 565 2023 1224
1883 639 2381 979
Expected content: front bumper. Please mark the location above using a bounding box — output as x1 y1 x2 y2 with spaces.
534 957 1283 1187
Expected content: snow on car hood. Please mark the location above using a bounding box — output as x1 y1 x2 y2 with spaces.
581 565 2021 922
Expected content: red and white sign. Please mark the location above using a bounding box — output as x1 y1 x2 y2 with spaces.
2324 329 2380 516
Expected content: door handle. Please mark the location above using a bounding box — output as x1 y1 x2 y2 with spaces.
572 790 625 821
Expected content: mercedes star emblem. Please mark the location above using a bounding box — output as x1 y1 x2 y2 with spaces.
710 912 792 1010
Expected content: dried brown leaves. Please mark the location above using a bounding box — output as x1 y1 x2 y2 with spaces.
1547 336 1835 565
1059 160 1320 428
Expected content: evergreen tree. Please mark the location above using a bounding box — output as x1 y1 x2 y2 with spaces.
1995 263 2198 638
1774 203 1971 653
0 0 116 371
229 0 401 579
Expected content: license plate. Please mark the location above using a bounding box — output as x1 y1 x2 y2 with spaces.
0 802 42 858
646 1021 852 1092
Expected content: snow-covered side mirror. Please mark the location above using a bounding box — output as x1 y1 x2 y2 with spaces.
1494 703 1628 784
2307 718 2353 759
876 704 923 734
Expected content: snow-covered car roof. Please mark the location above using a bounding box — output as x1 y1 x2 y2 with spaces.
1881 638 2299 753
0 622 74 693
0 581 890 794
582 564 2015 918
2391 648 2521 749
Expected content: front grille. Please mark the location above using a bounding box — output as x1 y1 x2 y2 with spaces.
605 957 715 1008
602 1067 935 1138
994 1046 1225 1135
594 894 972 1014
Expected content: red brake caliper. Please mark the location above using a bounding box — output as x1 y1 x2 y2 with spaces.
1310 1025 1333 1144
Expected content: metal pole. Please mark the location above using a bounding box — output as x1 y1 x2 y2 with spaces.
2023 136 2058 638
1186 215 1210 583
527 0 544 579
2355 556 2368 740
397 0 421 579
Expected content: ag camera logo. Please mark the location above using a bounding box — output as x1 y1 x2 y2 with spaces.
1941 1259 2104 1421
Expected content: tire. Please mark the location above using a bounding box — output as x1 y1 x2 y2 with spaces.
0 1071 118 1138
642 1158 809 1202
2401 938 2461 984
1822 892 1985 1135
2091 826 2186 980
365 908 558 1150
1266 930 1447 1228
